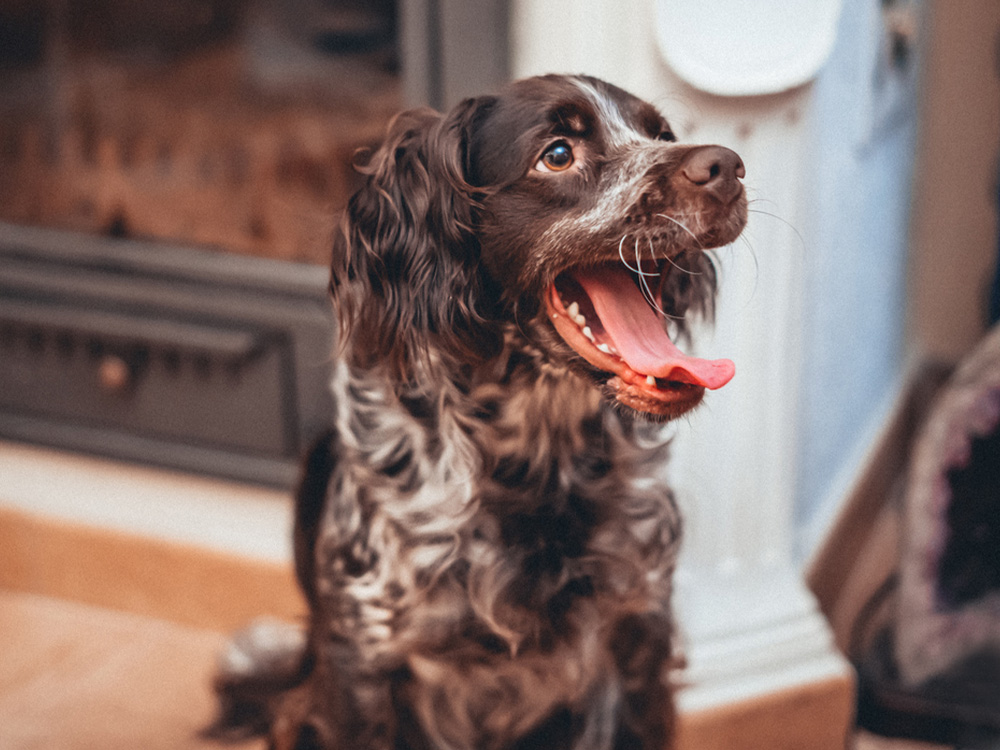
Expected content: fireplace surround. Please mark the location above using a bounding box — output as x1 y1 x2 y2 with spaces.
0 1 413 484
0 0 511 485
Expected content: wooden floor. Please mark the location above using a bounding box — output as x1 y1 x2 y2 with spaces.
0 589 264 750
0 589 953 750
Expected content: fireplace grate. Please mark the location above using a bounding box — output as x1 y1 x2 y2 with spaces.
0 221 335 487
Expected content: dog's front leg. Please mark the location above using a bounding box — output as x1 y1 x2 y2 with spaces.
609 611 676 750
275 434 404 750
268 640 401 750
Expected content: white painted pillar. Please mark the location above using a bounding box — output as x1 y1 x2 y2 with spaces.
511 0 851 713
665 94 850 713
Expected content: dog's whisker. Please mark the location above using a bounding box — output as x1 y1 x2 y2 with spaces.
662 250 703 277
618 233 643 273
733 232 762 305
635 238 689 321
745 194 778 210
634 238 657 297
621 234 681 321
635 237 661 312
654 212 704 249
641 238 672 317
747 206 805 249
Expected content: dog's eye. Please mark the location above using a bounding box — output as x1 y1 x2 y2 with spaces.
536 142 574 172
657 130 676 142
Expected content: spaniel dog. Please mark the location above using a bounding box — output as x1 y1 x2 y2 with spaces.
211 74 747 750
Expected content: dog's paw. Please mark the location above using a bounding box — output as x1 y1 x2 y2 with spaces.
204 618 309 741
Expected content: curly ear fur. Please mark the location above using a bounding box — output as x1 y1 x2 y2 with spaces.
331 97 502 383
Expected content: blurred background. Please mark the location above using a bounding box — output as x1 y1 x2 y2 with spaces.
0 0 998 748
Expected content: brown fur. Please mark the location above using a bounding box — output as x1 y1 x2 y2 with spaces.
210 74 747 750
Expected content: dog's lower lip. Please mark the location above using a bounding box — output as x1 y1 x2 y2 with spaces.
544 278 709 410
610 376 705 417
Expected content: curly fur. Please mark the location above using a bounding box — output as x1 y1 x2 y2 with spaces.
210 74 747 750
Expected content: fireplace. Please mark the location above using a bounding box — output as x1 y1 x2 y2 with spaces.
0 0 508 486
0 0 402 261
0 0 510 486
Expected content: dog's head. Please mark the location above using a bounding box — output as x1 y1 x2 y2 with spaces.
333 74 747 420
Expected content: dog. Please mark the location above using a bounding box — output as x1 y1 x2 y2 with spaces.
210 73 747 750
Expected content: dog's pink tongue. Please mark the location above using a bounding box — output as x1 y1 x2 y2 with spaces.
575 267 735 389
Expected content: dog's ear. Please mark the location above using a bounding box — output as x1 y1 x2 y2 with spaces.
331 96 502 382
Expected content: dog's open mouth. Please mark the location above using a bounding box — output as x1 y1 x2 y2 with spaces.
545 262 734 418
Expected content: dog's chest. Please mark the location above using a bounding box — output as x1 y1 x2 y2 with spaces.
343 475 645 746
318 366 679 745
331 407 672 650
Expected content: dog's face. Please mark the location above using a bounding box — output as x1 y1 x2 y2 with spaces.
334 74 747 421
468 75 747 419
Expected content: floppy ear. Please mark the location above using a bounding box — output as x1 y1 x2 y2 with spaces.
331 97 501 383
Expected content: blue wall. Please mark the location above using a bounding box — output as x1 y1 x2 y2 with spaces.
794 0 919 552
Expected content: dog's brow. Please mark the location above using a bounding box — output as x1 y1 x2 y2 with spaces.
565 114 587 135
551 108 590 138
572 78 642 149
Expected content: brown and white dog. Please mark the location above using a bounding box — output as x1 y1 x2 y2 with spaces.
211 74 747 750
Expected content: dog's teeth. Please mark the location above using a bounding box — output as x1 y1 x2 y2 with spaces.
574 313 586 327
646 375 657 386
567 301 580 319
597 343 612 354
583 326 595 342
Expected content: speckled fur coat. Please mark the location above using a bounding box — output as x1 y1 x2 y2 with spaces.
211 74 747 750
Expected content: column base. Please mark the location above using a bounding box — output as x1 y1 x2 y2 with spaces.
674 562 855 747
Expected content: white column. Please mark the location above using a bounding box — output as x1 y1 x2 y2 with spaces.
511 0 852 713
665 93 850 712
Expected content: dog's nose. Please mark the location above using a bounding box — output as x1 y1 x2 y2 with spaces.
680 146 745 204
